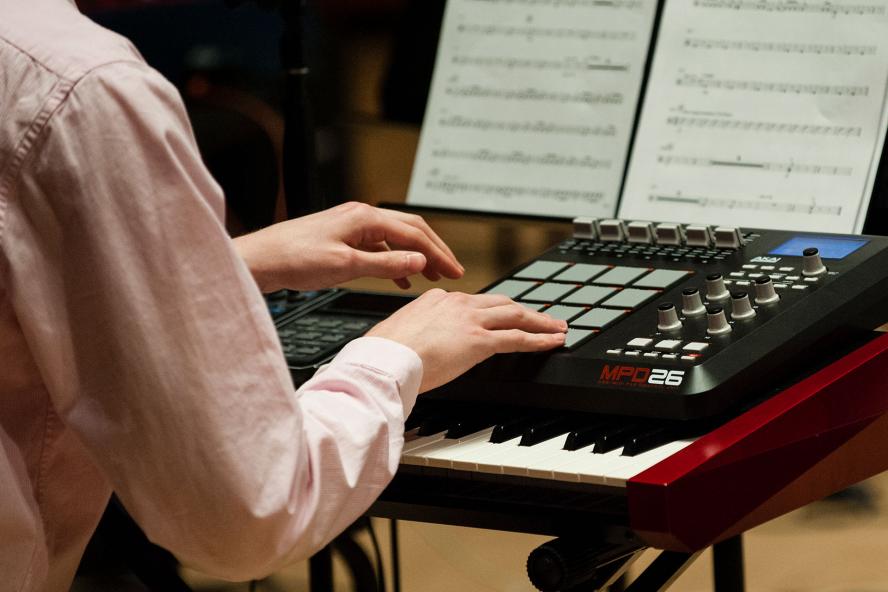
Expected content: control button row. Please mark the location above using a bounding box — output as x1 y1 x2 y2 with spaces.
609 348 702 363
625 338 708 353
572 217 746 249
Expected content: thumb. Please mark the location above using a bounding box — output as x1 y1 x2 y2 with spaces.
352 250 427 279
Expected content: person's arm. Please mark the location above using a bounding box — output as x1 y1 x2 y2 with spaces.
7 61 423 579
232 201 465 292
6 60 565 580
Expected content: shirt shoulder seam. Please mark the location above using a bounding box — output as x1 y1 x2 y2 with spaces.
0 59 150 248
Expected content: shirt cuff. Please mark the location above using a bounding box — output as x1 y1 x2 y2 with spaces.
330 336 423 416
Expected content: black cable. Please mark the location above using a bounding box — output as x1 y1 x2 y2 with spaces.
390 519 401 592
365 518 386 592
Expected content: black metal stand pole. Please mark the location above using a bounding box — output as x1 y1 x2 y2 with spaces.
390 519 402 592
280 0 322 219
309 546 334 592
623 550 702 592
712 535 745 592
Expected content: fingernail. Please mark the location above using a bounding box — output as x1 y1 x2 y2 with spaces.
406 253 426 268
559 320 568 331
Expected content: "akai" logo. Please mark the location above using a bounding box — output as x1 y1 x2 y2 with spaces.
598 365 686 387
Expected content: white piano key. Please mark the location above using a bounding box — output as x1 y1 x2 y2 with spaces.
548 447 628 485
499 434 572 476
454 437 524 473
406 428 495 468
599 440 694 486
401 429 449 465
526 444 597 480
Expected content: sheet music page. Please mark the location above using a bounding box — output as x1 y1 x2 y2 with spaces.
620 0 888 233
407 0 657 218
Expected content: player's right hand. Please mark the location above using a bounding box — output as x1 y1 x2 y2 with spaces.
366 289 567 393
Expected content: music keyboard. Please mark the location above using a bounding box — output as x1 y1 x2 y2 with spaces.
398 402 706 488
374 332 888 555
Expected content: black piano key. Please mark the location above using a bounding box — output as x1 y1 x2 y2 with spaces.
490 414 540 443
446 416 497 439
620 426 680 457
519 417 578 447
592 424 650 454
417 414 459 437
563 420 611 451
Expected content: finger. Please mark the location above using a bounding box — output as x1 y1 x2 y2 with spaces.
350 249 428 281
369 241 416 289
459 292 523 308
384 210 463 273
489 329 567 354
479 304 568 333
368 214 463 280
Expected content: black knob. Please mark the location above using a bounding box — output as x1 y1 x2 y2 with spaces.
802 247 827 276
681 287 706 317
657 302 682 332
705 273 729 301
754 275 779 305
707 305 732 335
730 291 756 320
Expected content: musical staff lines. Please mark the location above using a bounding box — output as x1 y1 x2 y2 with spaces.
665 115 863 137
657 154 852 176
445 85 624 104
684 37 877 56
676 73 869 96
432 148 613 169
456 23 636 42
438 115 618 137
464 0 644 8
452 55 630 73
426 180 605 203
649 194 843 216
692 0 885 17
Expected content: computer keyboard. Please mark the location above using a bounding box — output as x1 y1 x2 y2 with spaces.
265 289 332 320
272 290 414 381
278 312 377 367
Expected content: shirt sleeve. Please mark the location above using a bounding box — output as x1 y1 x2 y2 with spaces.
5 60 422 580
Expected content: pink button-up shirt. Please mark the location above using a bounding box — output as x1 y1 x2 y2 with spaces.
0 2 423 590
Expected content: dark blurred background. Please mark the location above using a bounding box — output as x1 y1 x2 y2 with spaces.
79 0 445 234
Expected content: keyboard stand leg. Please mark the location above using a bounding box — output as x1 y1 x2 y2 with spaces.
622 550 702 592
309 545 334 592
712 535 745 592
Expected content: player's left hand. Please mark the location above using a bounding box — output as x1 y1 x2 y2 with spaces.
233 202 464 292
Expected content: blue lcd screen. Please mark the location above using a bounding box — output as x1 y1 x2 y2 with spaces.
769 236 868 260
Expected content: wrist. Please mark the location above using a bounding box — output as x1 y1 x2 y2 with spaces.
232 233 283 293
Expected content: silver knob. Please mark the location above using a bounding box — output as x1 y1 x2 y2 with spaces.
706 305 732 335
802 247 827 276
657 303 682 332
754 275 780 305
705 273 730 301
681 288 706 317
730 291 756 320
